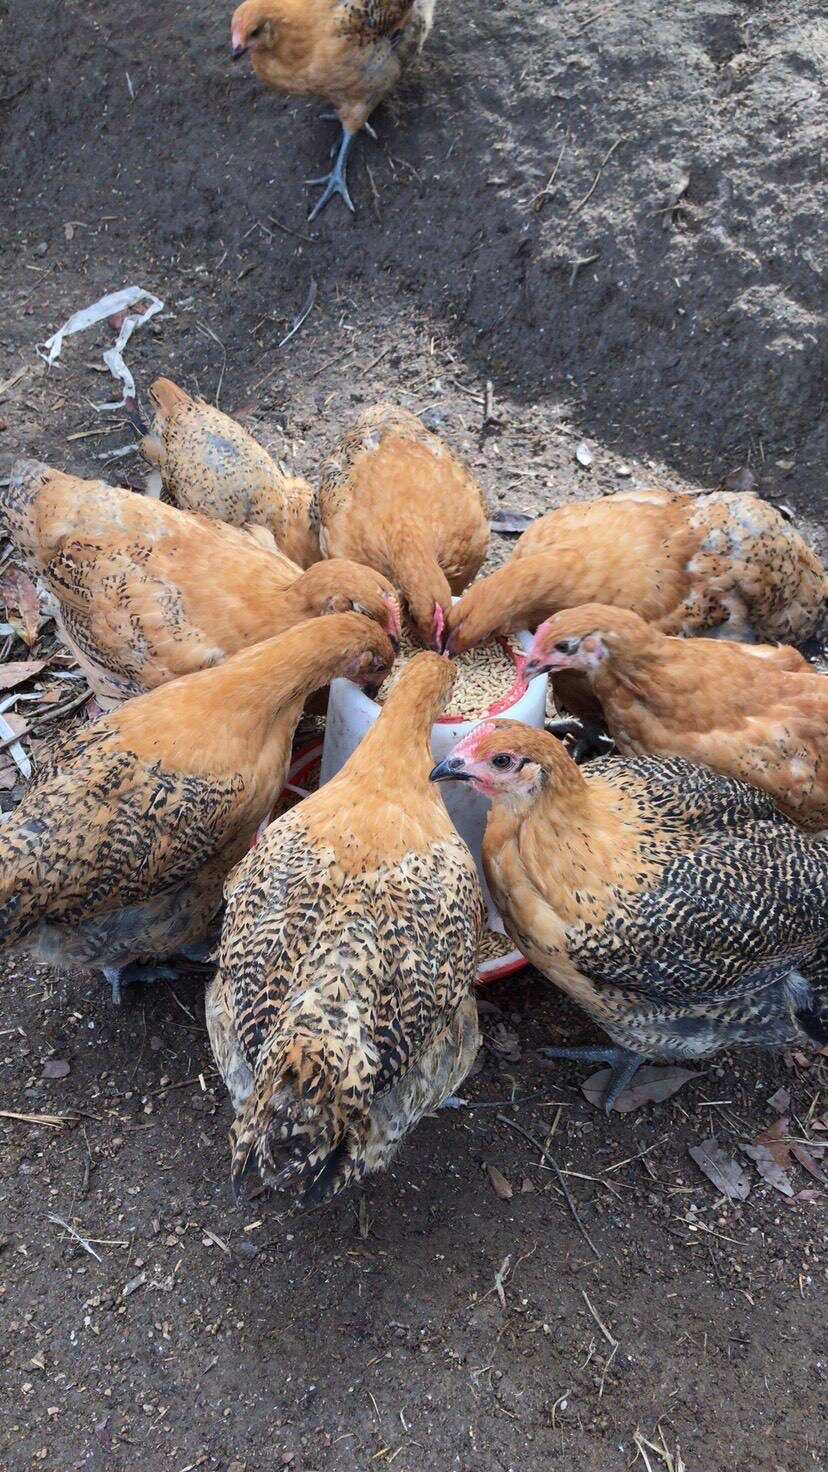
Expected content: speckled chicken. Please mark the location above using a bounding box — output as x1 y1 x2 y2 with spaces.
431 721 828 1110
317 403 489 649
445 487 827 654
524 605 828 833
208 652 484 1204
0 615 394 1002
3 458 399 705
140 378 319 567
230 0 436 219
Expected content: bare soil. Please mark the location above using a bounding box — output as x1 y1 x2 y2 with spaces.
1 0 826 1468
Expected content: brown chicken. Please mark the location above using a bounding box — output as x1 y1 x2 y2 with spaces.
208 652 483 1204
431 722 828 1110
230 0 436 219
523 605 828 832
445 487 827 654
140 378 319 567
0 614 394 1002
2 458 401 704
317 403 489 649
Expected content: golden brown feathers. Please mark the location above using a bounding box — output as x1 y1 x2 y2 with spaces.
318 404 489 648
208 652 483 1204
142 378 319 567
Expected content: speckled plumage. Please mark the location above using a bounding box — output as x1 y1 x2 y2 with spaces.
527 605 828 832
2 459 399 705
445 487 827 656
208 653 483 1204
317 403 489 646
451 724 828 1064
0 614 395 989
142 378 319 567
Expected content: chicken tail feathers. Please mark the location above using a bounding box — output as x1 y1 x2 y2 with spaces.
796 1005 828 1048
230 997 380 1206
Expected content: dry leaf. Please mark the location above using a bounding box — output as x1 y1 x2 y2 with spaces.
520 1177 536 1194
575 441 593 468
41 1059 70 1080
767 1087 790 1114
582 1064 695 1113
792 1189 827 1204
486 1164 514 1200
790 1143 827 1185
1 571 44 646
754 1115 792 1168
688 1139 751 1201
0 660 46 691
740 1144 795 1198
489 510 535 534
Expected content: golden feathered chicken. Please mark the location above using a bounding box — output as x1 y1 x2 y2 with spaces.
317 403 489 649
140 378 319 567
230 0 436 219
431 722 828 1110
208 652 484 1204
523 605 828 832
3 458 400 704
445 487 827 654
0 615 394 1002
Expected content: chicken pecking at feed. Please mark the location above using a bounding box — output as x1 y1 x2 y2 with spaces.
524 604 828 833
140 378 320 568
230 0 436 219
316 403 489 649
446 487 827 653
208 652 484 1205
2 458 401 705
431 721 828 1111
0 615 394 1003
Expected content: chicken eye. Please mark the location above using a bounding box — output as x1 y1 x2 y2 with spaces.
555 638 577 654
250 23 263 36
491 753 513 771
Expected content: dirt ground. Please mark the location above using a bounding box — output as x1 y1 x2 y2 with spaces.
1 0 827 1467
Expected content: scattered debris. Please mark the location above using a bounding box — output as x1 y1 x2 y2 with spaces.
486 1164 514 1200
489 509 535 534
278 279 318 350
41 1058 71 1080
0 660 47 691
767 1086 790 1113
575 441 594 468
2 570 44 646
122 1271 147 1299
740 1144 795 1198
582 1065 695 1113
47 1213 103 1263
688 1139 751 1201
37 286 164 410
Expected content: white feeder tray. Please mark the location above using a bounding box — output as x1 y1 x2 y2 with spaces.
318 626 548 982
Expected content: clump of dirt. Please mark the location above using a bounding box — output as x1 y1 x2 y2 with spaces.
1 0 826 1469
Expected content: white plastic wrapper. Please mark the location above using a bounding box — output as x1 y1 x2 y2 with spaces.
37 286 164 410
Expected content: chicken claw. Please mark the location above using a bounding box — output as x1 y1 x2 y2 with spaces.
103 962 180 1005
306 126 356 220
539 1044 644 1114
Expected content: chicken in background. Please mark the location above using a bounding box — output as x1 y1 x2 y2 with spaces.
2 459 401 705
230 0 436 220
0 615 394 1003
523 604 828 832
317 403 489 649
140 378 319 567
208 652 483 1205
445 487 827 654
431 722 828 1111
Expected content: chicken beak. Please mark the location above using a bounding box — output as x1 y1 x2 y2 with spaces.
231 42 248 59
429 758 470 783
522 658 546 682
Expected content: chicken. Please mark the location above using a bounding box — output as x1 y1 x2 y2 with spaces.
140 378 319 567
523 604 828 832
230 0 436 219
207 652 484 1204
445 487 827 654
317 404 489 648
0 614 394 1003
2 458 400 704
430 722 828 1110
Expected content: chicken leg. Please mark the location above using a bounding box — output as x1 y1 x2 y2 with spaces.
103 962 180 1005
307 125 356 220
539 1044 644 1113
